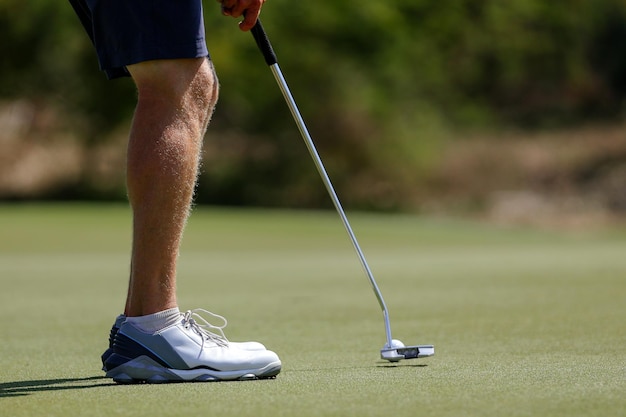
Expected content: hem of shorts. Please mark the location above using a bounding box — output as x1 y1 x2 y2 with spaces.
100 41 209 80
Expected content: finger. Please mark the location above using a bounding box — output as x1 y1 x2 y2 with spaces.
238 3 261 31
219 0 236 15
225 0 250 18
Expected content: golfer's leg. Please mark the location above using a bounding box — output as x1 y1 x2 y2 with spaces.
124 57 218 317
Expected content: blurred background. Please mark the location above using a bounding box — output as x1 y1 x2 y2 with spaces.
1 0 625 227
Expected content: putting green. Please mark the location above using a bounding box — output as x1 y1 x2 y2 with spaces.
0 204 624 416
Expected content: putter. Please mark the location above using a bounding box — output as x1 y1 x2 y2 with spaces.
250 20 434 362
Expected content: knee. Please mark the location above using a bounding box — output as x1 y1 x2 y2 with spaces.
191 60 219 125
129 58 218 128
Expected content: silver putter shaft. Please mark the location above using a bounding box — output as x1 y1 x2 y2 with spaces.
250 20 433 361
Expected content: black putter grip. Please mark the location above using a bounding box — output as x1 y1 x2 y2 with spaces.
251 19 278 66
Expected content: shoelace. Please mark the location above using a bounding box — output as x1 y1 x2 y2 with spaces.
181 308 230 348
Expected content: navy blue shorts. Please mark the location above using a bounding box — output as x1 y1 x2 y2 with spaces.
69 0 209 79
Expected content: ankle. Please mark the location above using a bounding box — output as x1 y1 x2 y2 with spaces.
125 307 181 333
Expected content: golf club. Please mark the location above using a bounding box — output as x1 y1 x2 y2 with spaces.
250 19 434 362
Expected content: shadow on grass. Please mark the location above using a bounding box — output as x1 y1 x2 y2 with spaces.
376 363 429 369
0 376 117 398
287 363 429 373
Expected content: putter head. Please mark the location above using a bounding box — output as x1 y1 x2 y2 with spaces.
380 344 435 362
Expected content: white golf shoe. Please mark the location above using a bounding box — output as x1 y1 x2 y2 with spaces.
104 309 281 383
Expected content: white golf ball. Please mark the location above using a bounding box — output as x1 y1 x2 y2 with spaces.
381 339 406 362
390 339 405 348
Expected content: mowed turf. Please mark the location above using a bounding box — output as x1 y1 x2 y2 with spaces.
0 203 624 417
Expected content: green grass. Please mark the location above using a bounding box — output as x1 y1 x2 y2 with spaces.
0 203 625 417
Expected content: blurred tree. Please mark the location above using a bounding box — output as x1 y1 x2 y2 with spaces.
0 0 136 142
1 0 625 208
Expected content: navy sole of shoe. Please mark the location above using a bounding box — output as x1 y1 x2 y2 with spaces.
106 355 281 384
